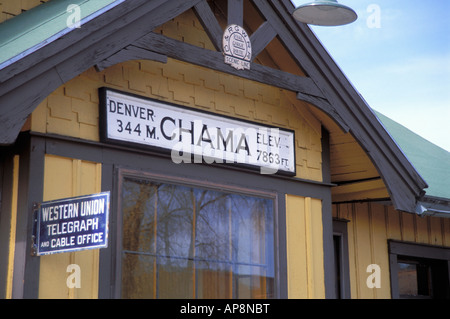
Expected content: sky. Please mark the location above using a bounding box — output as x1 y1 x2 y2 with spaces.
291 0 450 152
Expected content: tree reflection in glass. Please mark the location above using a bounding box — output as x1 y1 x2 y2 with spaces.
121 177 274 299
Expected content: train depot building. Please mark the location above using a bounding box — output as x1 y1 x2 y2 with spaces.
0 0 449 299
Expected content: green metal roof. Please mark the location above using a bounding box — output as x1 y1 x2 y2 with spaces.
0 0 124 69
374 110 450 200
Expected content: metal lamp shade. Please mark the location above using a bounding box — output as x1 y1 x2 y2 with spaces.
293 0 357 26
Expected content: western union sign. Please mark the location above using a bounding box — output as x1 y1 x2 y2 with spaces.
34 192 110 256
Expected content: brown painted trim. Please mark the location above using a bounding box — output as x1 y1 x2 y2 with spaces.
0 0 202 145
114 166 282 298
333 219 351 299
0 0 427 217
273 0 428 212
250 21 278 60
33 130 335 190
95 45 167 71
16 130 332 298
193 0 223 51
11 135 45 298
134 32 324 97
227 0 244 26
388 240 450 299
0 151 16 298
389 240 450 260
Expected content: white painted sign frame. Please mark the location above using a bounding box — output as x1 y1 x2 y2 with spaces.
99 88 296 175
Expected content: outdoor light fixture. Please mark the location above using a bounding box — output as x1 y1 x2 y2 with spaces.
293 0 357 26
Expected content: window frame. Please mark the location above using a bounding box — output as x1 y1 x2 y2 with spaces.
332 219 351 299
389 240 450 299
115 168 280 299
31 133 334 299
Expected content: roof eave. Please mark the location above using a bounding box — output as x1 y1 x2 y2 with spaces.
416 195 450 218
0 0 428 214
278 0 427 213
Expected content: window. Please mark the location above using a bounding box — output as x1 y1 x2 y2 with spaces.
397 257 449 299
119 175 275 299
389 241 450 299
397 259 431 298
333 235 342 298
333 220 351 299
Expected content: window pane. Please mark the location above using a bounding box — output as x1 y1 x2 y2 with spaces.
333 235 342 299
156 184 194 259
232 195 274 265
196 261 232 299
236 265 274 299
398 260 432 298
122 178 157 252
398 262 418 297
122 253 155 299
158 257 194 299
121 177 275 299
195 190 231 262
416 264 432 297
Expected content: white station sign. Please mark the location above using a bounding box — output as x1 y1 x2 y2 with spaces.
100 88 296 175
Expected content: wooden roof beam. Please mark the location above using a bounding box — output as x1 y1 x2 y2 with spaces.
228 0 244 26
250 21 277 60
0 0 203 145
95 45 167 71
193 0 223 51
134 32 325 98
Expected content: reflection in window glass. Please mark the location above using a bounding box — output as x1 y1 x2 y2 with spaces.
121 177 275 299
398 262 418 297
398 260 432 298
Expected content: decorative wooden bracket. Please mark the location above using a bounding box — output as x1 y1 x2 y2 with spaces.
95 45 167 72
95 0 350 132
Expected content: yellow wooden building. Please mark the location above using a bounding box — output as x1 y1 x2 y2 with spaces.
0 0 449 299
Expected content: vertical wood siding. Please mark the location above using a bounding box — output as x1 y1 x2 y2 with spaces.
333 202 450 299
286 194 324 298
4 155 19 298
38 155 102 299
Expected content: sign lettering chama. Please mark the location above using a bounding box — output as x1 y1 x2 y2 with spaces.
100 88 296 176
